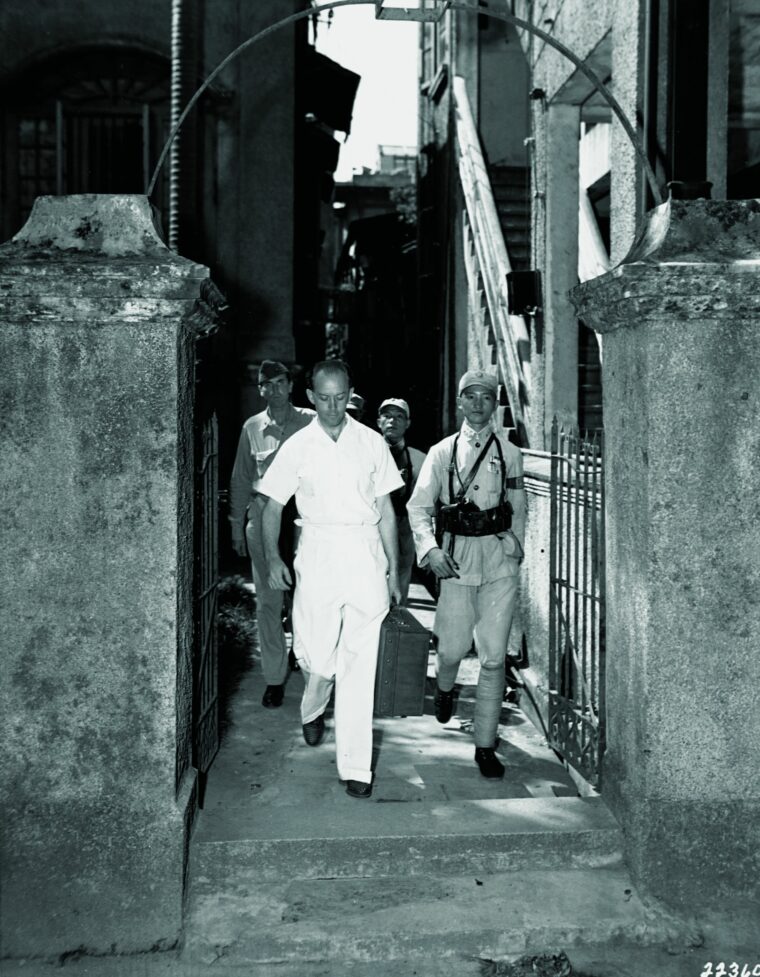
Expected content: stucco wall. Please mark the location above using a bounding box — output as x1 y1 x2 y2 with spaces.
0 0 168 68
0 195 210 956
573 198 760 909
512 470 552 730
479 20 530 168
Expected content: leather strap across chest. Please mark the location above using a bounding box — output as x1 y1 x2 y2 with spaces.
448 433 506 504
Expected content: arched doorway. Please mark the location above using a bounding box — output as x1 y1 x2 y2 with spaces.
0 47 171 240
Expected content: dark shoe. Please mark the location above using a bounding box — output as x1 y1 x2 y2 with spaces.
261 684 284 709
434 685 454 724
345 779 372 798
474 747 505 779
302 714 325 746
288 649 301 672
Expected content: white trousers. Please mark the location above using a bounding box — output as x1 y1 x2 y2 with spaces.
434 575 519 748
293 525 389 783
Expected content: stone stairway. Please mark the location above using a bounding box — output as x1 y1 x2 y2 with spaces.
490 164 531 272
179 586 690 973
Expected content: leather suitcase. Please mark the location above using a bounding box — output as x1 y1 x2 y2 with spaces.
374 606 431 718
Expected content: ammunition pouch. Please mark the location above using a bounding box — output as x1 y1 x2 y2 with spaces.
437 499 513 537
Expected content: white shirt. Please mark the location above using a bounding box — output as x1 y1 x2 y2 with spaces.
228 404 315 542
406 421 527 586
259 415 404 526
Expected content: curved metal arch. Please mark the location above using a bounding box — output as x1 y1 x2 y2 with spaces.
147 0 662 206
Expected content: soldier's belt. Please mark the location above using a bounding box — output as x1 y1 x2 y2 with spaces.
437 500 513 537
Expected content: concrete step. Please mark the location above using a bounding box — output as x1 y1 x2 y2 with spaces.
182 866 690 969
192 796 623 883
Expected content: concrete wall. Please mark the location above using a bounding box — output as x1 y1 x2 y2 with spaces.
0 0 299 449
478 20 530 168
573 198 760 910
0 0 167 64
0 195 212 956
512 469 552 725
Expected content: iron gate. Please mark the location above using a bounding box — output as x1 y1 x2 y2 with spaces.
548 419 606 787
192 410 219 804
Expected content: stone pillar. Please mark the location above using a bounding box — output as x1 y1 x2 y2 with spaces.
544 102 580 442
572 198 760 910
0 195 212 956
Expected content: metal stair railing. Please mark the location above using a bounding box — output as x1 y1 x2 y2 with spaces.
453 74 531 443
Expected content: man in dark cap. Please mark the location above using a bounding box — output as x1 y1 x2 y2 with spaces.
407 369 526 780
376 398 426 604
229 360 314 708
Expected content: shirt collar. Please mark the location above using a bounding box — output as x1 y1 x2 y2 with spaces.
265 404 293 428
460 419 493 443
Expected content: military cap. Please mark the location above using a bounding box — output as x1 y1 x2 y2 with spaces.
458 369 498 395
258 359 290 383
346 393 365 413
378 398 410 419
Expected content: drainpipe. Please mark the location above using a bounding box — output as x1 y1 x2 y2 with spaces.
639 0 659 214
169 0 182 251
169 0 200 254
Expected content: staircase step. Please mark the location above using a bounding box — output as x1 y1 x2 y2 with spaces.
192 796 623 884
490 165 529 184
494 195 530 213
182 866 689 968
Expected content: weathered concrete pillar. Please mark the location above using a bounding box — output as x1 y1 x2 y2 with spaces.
544 102 580 443
572 198 760 910
0 195 212 956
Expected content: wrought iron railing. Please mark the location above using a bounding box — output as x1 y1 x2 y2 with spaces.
193 411 219 806
548 419 606 787
452 74 531 443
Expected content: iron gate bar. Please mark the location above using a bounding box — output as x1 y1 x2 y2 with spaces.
193 412 219 806
548 418 605 787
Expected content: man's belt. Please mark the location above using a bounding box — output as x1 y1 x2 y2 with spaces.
437 499 513 538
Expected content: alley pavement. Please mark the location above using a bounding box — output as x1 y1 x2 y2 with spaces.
197 583 580 836
7 583 758 976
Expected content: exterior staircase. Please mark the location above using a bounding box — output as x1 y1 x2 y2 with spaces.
579 321 603 435
490 164 531 272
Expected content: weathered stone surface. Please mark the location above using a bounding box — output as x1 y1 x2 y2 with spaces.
573 198 760 327
0 195 216 956
569 199 760 910
10 193 174 256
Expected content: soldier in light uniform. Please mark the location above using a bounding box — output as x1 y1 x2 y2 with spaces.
407 370 526 779
228 360 314 709
376 398 427 605
259 360 402 798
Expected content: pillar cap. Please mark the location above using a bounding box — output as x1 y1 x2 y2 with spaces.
8 194 180 259
572 199 760 331
627 198 760 265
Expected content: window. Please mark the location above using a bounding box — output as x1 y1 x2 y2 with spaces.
2 49 171 237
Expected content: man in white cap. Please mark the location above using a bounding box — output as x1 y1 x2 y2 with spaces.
377 398 427 604
259 360 403 799
229 360 314 709
407 369 526 779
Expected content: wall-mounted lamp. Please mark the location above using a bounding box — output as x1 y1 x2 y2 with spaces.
375 0 451 22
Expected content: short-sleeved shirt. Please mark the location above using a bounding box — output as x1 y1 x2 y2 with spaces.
228 404 315 541
406 421 527 586
259 415 404 527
